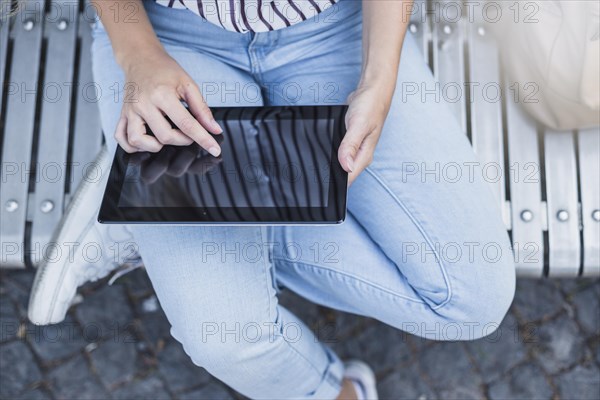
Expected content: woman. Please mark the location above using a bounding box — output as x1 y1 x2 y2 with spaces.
88 0 516 398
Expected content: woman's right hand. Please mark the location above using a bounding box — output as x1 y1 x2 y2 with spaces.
115 48 223 155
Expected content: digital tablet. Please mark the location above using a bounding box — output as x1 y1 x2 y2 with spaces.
98 105 348 224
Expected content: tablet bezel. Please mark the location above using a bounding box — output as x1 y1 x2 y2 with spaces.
98 105 348 224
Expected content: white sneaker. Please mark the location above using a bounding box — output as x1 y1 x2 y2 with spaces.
28 146 142 325
344 360 379 400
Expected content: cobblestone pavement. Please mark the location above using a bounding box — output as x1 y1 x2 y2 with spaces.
1 269 598 400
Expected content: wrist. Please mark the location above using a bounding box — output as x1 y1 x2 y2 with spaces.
116 41 166 72
357 70 397 108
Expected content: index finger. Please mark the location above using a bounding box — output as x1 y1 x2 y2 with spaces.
159 97 222 157
180 81 223 135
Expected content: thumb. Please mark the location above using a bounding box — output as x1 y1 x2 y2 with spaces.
338 121 365 173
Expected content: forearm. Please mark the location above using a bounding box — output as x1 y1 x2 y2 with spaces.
91 0 164 69
360 0 413 102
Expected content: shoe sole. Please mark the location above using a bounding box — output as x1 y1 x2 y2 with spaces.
28 147 110 325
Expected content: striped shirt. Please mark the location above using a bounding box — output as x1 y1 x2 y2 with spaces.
154 0 340 33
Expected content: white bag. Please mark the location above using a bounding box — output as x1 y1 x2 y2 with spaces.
493 0 600 130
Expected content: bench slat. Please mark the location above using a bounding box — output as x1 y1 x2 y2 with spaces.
578 128 600 276
69 12 103 198
409 0 429 64
0 0 46 268
505 89 544 277
30 0 79 265
544 131 581 277
466 19 508 225
0 14 9 114
432 4 467 134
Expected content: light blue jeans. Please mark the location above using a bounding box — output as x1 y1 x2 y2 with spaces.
92 1 516 398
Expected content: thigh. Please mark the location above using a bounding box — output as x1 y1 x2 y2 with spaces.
346 33 515 311
130 226 275 338
272 214 425 320
90 2 278 351
91 0 271 299
268 3 515 337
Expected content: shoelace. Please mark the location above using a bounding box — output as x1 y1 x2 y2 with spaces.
108 258 144 285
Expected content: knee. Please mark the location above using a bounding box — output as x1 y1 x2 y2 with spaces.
437 255 516 341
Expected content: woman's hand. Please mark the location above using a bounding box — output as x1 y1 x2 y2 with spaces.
338 0 409 184
89 1 220 154
116 49 223 154
338 82 393 185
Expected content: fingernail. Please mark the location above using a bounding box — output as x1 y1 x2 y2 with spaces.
345 156 355 172
212 120 223 133
208 146 221 157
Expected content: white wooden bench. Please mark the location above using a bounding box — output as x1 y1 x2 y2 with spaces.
1 0 102 268
1 0 599 277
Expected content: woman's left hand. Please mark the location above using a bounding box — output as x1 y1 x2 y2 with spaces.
338 83 393 185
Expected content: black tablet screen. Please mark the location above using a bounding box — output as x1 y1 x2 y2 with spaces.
117 106 342 210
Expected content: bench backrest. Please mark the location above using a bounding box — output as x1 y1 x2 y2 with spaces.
1 0 102 268
410 0 599 277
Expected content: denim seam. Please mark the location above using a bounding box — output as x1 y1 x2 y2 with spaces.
274 317 337 392
257 229 332 392
247 34 266 85
257 227 275 323
363 167 453 310
273 257 427 305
